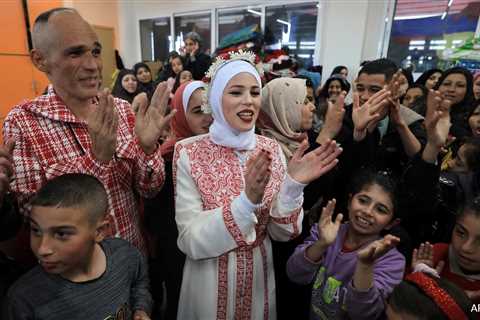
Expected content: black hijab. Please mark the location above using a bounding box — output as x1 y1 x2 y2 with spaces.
111 69 139 104
134 62 156 99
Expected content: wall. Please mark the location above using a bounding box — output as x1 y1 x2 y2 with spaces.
63 0 119 48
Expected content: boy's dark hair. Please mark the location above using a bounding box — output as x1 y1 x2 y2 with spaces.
31 174 108 225
348 168 399 219
358 58 398 83
389 274 475 320
459 194 480 220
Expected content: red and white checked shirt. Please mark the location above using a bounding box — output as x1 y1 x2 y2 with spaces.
3 85 165 252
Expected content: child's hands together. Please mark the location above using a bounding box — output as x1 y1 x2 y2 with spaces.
412 242 445 274
317 199 343 247
357 234 400 265
133 310 151 320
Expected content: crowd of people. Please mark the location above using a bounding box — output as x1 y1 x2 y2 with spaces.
0 7 479 320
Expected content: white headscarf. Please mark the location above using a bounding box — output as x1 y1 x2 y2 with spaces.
182 81 205 113
209 60 262 150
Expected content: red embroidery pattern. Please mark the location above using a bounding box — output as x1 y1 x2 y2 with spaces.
217 255 229 320
271 209 302 239
179 135 299 319
259 243 269 320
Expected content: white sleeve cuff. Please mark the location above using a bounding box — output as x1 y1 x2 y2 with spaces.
278 174 306 211
231 191 260 235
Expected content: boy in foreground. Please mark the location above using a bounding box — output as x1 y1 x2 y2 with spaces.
4 173 152 319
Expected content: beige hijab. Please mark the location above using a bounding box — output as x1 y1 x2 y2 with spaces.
259 78 307 160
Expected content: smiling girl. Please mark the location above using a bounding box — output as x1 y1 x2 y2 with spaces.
287 169 405 319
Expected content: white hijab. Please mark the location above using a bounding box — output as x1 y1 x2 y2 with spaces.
209 60 262 150
182 81 205 113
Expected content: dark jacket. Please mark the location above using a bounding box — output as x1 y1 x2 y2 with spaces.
184 52 212 80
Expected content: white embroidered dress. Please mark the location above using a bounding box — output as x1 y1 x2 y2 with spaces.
173 133 304 320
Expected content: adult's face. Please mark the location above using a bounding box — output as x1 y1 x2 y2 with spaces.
438 73 467 105
33 12 102 103
355 73 386 106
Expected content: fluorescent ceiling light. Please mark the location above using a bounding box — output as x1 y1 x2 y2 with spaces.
247 9 262 16
448 0 454 7
409 40 425 45
441 11 447 20
276 19 291 26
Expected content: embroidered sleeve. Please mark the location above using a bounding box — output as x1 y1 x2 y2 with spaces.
268 143 304 241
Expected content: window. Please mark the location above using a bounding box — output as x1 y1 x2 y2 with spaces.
217 7 262 49
387 0 480 73
265 3 318 68
139 17 171 62
174 13 212 55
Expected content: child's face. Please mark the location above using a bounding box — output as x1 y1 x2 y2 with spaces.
469 105 480 138
451 211 480 273
30 205 104 280
171 57 183 75
180 70 192 84
136 67 152 83
348 184 395 236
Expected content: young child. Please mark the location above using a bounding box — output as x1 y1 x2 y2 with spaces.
287 169 405 319
411 196 480 305
387 272 475 320
4 174 152 320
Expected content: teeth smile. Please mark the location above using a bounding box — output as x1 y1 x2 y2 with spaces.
357 216 371 226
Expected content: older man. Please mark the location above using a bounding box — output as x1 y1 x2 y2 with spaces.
3 8 171 252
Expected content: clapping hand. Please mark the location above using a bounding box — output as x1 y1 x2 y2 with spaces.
87 89 118 162
357 234 400 264
134 82 176 154
287 139 342 185
317 199 344 246
352 89 390 141
424 90 452 148
411 242 445 274
317 91 346 145
244 149 272 204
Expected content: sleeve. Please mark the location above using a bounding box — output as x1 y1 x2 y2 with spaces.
3 115 111 215
117 102 165 199
286 224 324 285
3 289 34 320
173 145 259 260
345 250 405 319
267 144 304 241
130 246 153 315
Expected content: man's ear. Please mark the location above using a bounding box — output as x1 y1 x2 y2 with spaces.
30 49 48 73
384 218 400 231
94 218 110 243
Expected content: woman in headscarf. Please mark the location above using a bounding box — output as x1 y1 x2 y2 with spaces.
173 53 342 319
111 69 140 104
144 80 212 319
258 77 315 161
134 62 156 99
183 31 212 80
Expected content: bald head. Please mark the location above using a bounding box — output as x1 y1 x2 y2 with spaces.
32 8 91 54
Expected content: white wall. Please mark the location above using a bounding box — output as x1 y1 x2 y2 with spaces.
118 0 390 77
